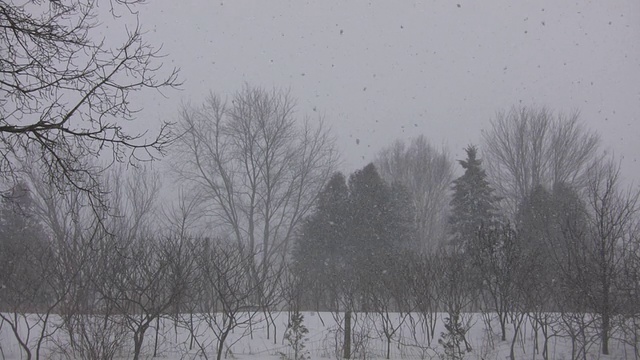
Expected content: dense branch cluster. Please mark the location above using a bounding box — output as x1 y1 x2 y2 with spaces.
0 0 180 198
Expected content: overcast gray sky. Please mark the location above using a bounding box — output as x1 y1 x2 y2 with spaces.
132 1 640 181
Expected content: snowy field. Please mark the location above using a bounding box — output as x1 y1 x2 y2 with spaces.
0 311 637 359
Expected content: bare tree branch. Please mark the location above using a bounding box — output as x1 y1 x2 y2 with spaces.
0 0 181 203
482 106 600 216
172 85 338 312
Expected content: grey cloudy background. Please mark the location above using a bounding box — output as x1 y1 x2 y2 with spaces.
132 1 640 180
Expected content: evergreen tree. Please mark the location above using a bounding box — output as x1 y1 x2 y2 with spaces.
294 164 416 358
0 182 51 311
293 172 349 310
516 184 587 278
388 182 418 249
294 164 416 310
448 146 501 249
347 164 415 270
281 311 311 360
347 164 392 257
439 313 471 360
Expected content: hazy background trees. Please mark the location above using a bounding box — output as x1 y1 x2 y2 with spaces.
482 106 601 217
2 90 639 359
0 182 55 360
172 85 339 341
292 172 349 312
293 163 416 309
0 5 638 356
375 136 454 252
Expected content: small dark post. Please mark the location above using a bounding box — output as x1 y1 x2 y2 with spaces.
343 310 352 359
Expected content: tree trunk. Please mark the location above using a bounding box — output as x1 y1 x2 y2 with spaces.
542 321 550 360
602 311 610 355
509 313 525 360
133 334 143 360
500 312 507 342
386 337 391 359
270 311 277 345
153 316 160 357
266 313 271 340
601 271 610 355
189 313 194 350
35 312 52 360
343 311 351 359
133 325 148 360
217 330 230 360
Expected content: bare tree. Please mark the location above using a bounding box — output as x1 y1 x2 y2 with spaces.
161 191 204 351
470 224 521 344
0 181 63 360
542 158 639 357
17 159 129 359
191 237 261 360
375 136 454 251
618 223 640 359
518 241 561 360
95 166 187 360
573 160 639 355
435 248 476 359
515 182 589 359
0 242 56 360
365 258 412 360
0 0 180 200
482 106 600 216
173 85 338 324
404 252 441 347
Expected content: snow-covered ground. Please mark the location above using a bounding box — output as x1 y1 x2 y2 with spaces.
0 311 636 359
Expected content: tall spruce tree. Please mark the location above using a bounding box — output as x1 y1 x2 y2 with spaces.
294 164 416 309
448 146 501 249
293 172 349 310
347 164 415 269
348 164 392 258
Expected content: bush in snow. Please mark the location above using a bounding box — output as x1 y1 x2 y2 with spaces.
281 311 310 360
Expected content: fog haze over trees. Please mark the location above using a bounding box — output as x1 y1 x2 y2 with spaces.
1 1 640 359
482 107 602 217
375 136 453 252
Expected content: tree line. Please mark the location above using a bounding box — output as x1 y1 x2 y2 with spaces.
2 91 638 359
291 133 639 359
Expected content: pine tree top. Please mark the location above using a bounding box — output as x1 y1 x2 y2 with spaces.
448 145 502 248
